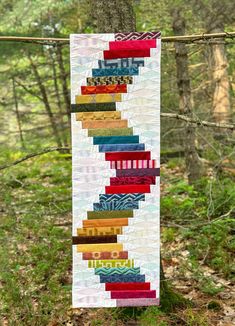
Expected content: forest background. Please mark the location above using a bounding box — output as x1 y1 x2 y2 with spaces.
0 0 234 325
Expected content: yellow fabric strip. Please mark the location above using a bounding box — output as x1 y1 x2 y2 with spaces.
77 226 123 236
76 111 121 121
77 243 123 253
88 259 134 268
75 93 122 104
82 119 128 129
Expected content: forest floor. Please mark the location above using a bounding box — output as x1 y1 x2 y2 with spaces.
0 151 234 326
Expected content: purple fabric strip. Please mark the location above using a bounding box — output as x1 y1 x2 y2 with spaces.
116 168 160 177
116 298 160 307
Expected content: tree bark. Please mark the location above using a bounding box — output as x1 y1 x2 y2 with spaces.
12 76 25 148
90 0 136 32
172 9 203 184
28 54 63 148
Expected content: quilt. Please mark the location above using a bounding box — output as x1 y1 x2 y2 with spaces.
70 32 161 308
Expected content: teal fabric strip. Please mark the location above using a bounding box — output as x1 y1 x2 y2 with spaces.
95 267 140 276
93 135 139 145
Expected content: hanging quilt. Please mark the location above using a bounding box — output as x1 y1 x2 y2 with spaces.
70 32 161 308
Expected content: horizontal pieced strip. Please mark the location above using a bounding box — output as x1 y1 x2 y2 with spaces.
105 151 151 161
99 274 145 283
104 48 150 59
110 176 156 185
88 259 133 268
114 31 161 41
105 282 150 291
93 136 139 145
75 93 122 104
99 193 145 202
105 185 151 194
93 201 139 211
71 102 116 112
109 39 157 50
99 143 145 152
88 127 133 137
72 235 117 244
83 218 129 228
83 120 128 129
95 267 140 276
116 298 159 307
111 290 156 299
116 168 160 177
87 75 133 86
77 243 123 253
87 210 133 219
76 111 121 121
98 58 144 69
82 251 128 260
92 67 138 77
110 160 156 169
77 226 123 236
81 84 127 95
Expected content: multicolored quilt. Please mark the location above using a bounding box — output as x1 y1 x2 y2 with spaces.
70 32 161 308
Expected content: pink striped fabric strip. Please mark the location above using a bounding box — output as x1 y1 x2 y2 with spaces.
110 160 156 169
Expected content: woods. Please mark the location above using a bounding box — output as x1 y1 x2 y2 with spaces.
0 0 234 325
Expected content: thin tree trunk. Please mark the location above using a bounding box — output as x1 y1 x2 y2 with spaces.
12 76 25 148
207 27 231 123
56 45 71 127
49 48 68 146
28 54 63 148
172 9 203 184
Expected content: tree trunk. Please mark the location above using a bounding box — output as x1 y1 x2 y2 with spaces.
12 76 25 148
207 26 231 123
172 9 203 184
28 54 63 148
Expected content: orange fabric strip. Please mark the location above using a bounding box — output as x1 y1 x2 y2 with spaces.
82 120 128 129
83 218 129 228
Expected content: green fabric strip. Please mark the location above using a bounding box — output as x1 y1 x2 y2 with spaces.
71 102 116 112
88 127 133 137
87 210 133 220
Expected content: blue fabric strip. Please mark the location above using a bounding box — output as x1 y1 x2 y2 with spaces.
100 274 145 283
92 67 139 77
93 200 139 211
99 193 145 202
93 136 139 145
99 143 145 152
98 58 145 69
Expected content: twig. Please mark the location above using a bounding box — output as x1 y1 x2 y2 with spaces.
0 147 70 171
0 31 235 44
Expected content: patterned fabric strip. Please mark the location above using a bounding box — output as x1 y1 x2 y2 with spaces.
99 143 145 152
83 218 129 228
81 84 127 95
77 226 123 236
111 290 156 299
93 135 139 145
82 251 128 260
88 127 133 137
87 75 133 86
110 160 156 169
93 201 139 211
76 111 121 121
75 93 122 104
116 298 160 307
72 235 117 244
87 210 133 219
99 193 145 202
92 67 138 77
94 267 140 276
99 274 145 283
71 102 116 112
110 176 156 185
115 31 161 41
116 168 160 177
98 58 144 69
83 120 128 129
88 259 134 268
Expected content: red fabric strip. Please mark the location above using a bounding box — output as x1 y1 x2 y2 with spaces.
109 39 156 50
105 185 150 194
81 84 127 95
106 282 150 291
111 290 156 299
104 49 150 60
110 176 156 185
105 151 151 161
